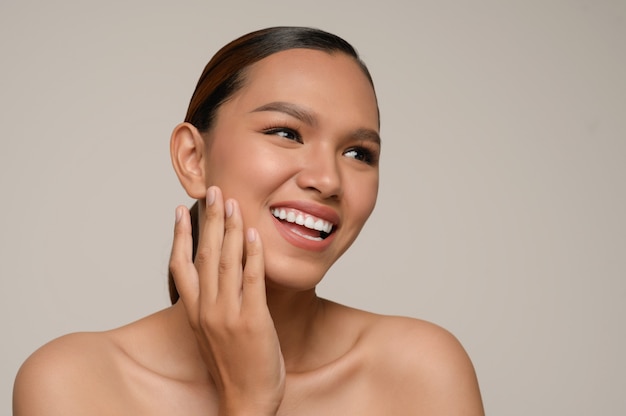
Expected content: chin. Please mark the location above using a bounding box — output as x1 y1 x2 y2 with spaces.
263 258 330 292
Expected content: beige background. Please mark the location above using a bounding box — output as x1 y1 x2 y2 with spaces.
2 0 625 414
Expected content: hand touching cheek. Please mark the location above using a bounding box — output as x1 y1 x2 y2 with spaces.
169 186 286 416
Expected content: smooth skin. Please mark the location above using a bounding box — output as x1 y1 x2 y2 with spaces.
171 190 285 415
13 50 484 415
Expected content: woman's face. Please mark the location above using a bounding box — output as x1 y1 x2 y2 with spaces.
203 48 380 290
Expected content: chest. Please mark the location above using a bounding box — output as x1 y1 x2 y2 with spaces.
117 361 389 416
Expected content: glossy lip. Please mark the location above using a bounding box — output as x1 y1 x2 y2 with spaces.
270 200 340 252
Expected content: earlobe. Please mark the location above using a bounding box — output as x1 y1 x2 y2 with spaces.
170 122 207 199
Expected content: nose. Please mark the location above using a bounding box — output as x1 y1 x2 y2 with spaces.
296 146 343 200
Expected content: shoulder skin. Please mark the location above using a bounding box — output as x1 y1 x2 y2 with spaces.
362 315 485 415
13 332 125 416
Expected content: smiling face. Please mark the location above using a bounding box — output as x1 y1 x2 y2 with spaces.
201 48 380 290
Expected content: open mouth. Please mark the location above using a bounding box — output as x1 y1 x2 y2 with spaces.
271 207 335 241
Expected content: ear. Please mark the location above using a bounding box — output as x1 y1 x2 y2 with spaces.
170 122 207 199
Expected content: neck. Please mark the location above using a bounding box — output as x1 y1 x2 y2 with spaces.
265 287 326 370
170 287 327 373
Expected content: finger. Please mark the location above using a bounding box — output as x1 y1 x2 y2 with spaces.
241 227 268 312
169 205 200 314
195 186 224 304
217 198 244 303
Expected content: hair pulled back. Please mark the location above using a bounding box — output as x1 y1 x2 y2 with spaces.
169 26 376 304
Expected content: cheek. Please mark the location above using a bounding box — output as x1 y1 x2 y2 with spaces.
205 139 295 200
348 175 379 225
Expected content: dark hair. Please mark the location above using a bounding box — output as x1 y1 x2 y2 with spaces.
168 26 377 304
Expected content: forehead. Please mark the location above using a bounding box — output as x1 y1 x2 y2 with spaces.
226 48 379 128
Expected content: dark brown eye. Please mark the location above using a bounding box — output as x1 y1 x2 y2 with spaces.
344 147 377 165
264 127 302 143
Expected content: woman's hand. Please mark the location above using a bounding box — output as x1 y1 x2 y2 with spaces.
169 186 286 416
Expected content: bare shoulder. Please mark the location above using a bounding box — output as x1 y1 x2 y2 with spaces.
360 314 485 415
13 331 123 416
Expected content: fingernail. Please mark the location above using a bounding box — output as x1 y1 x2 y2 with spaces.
207 187 216 206
225 199 234 218
175 206 183 223
246 228 257 242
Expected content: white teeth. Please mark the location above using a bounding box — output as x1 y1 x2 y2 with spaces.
272 208 334 234
293 230 323 241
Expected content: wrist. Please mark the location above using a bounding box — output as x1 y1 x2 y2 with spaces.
218 400 279 416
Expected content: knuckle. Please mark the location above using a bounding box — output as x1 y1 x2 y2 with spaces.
222 314 240 332
198 309 218 330
173 224 187 236
242 270 258 285
223 208 242 230
246 242 261 257
194 248 214 265
168 257 183 275
199 309 238 334
205 205 223 221
168 261 178 275
218 256 237 274
223 218 240 233
241 315 267 335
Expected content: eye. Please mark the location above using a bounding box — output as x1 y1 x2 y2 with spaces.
263 127 302 143
344 147 379 165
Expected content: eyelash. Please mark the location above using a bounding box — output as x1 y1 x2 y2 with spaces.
344 146 378 165
263 126 302 143
262 126 379 166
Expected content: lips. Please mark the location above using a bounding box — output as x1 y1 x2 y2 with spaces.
270 201 339 250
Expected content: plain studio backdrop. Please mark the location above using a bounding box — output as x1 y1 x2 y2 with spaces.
1 0 624 414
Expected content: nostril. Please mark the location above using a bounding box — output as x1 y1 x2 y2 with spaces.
295 160 343 198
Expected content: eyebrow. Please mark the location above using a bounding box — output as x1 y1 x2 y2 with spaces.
251 101 318 127
352 128 381 146
251 101 381 145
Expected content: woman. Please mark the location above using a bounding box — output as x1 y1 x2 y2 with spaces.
14 27 484 415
